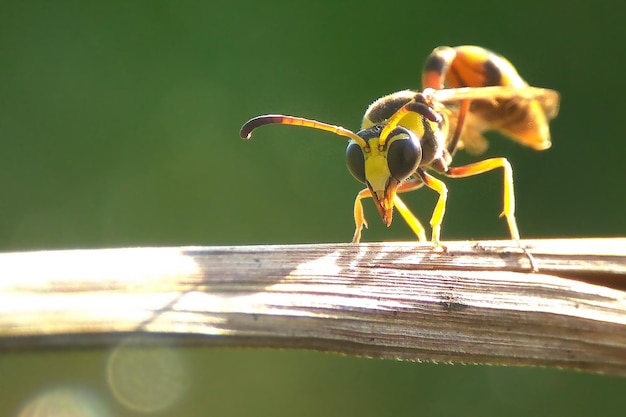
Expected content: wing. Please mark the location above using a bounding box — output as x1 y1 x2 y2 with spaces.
428 86 560 151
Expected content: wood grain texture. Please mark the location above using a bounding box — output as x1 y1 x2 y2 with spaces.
1 238 625 375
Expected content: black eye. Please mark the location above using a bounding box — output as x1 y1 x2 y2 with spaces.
387 130 422 181
346 141 365 183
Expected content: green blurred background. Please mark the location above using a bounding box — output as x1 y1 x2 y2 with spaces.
1 0 625 416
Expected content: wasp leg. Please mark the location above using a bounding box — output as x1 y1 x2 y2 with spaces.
351 179 427 243
352 188 371 243
417 169 448 245
447 98 470 156
392 179 427 242
445 158 520 241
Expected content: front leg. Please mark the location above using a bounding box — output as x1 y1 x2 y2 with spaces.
352 178 428 243
352 188 371 243
392 177 428 242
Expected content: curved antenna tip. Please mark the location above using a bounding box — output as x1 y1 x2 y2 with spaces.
239 114 367 148
240 115 284 140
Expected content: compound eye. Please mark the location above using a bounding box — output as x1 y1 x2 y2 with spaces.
346 141 366 183
387 130 422 181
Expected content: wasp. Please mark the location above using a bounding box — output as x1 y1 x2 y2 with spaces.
240 45 560 245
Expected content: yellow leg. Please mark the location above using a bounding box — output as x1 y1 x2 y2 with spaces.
392 177 427 242
392 195 427 242
351 178 427 243
419 171 448 245
445 157 520 241
352 188 371 243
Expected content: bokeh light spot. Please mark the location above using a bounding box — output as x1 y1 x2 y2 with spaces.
106 338 189 414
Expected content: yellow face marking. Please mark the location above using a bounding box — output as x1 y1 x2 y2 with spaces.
364 138 391 193
362 137 402 226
